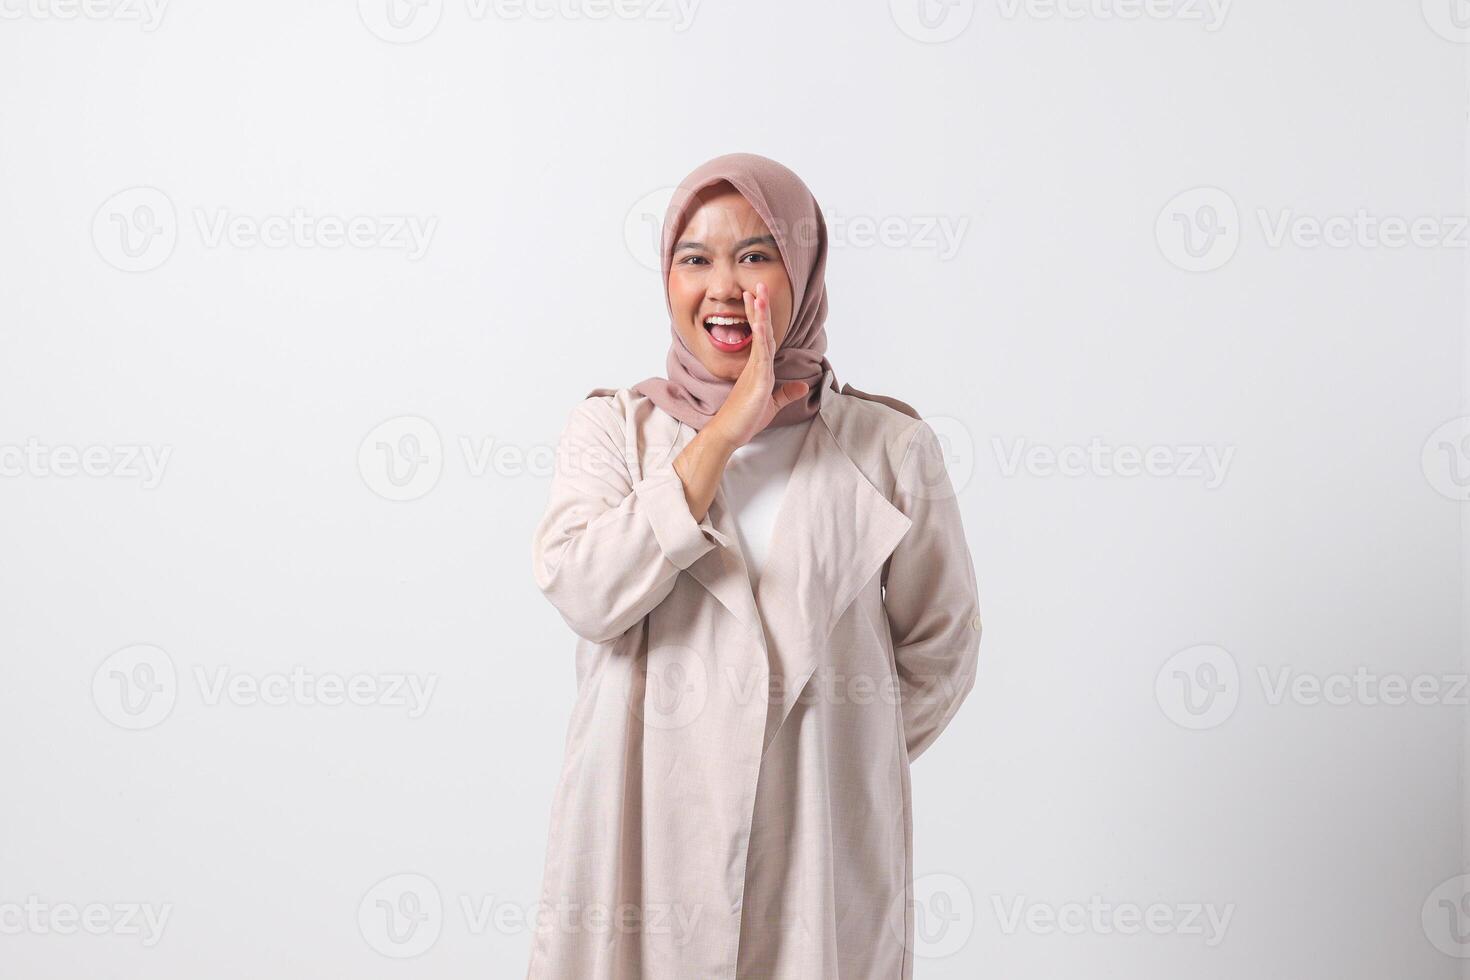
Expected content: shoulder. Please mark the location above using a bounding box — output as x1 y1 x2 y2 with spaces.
565 386 660 427
822 387 933 495
559 387 683 461
824 385 928 454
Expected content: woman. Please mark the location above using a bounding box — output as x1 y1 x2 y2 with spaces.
527 152 981 979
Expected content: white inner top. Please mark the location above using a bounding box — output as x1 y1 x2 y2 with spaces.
719 417 813 590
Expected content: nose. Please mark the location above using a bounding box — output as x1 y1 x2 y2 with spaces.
705 260 744 306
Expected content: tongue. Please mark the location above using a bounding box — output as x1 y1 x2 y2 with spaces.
710 323 750 345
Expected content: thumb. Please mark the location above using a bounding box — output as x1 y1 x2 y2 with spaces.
772 380 810 410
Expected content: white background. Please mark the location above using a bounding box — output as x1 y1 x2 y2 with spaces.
0 0 1465 977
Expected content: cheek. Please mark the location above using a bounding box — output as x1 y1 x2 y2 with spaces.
667 279 698 321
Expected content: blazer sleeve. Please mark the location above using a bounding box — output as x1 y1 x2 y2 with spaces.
532 396 733 644
884 419 982 763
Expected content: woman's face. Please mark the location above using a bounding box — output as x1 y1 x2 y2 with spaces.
667 184 795 382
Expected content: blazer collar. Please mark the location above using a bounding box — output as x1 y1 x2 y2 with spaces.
673 367 914 754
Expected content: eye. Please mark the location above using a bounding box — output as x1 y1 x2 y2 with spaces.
740 252 772 264
678 255 709 266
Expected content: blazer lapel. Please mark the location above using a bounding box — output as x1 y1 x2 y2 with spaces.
752 370 915 754
669 371 916 755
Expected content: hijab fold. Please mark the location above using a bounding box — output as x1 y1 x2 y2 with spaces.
623 153 837 431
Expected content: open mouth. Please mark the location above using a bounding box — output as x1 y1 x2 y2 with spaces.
703 314 752 353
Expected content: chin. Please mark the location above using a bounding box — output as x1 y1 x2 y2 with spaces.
705 356 746 381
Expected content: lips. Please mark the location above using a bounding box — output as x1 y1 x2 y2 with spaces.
703 314 752 353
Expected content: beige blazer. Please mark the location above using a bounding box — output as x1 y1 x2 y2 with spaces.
527 366 982 980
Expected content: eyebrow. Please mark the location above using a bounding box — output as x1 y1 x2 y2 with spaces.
673 234 779 254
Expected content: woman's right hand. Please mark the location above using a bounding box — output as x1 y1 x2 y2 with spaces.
706 282 810 450
673 282 809 522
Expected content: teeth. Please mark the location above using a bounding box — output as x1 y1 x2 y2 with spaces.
705 316 749 327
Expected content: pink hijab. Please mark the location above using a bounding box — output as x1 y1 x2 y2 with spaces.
628 152 837 431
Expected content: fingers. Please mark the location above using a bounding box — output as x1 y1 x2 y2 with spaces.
772 380 809 411
743 287 773 365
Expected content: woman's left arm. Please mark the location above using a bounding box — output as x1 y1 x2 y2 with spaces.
884 419 983 763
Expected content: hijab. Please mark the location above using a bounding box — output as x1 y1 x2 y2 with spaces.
626 152 837 431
